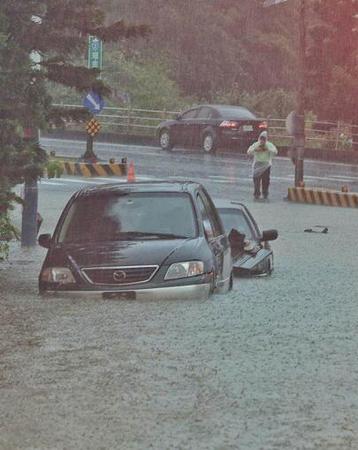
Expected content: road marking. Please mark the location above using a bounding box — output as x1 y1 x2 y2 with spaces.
38 181 64 186
39 175 157 186
303 175 358 183
330 175 358 181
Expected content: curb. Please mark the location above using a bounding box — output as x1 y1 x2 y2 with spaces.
287 187 358 208
59 161 127 177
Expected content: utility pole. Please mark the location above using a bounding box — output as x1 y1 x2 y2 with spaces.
294 0 306 186
21 15 43 247
21 127 39 247
264 0 307 186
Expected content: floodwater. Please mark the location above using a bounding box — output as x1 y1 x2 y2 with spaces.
1 198 358 449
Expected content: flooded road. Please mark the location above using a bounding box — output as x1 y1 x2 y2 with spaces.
1 192 358 449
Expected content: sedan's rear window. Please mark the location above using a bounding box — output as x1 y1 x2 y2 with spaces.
58 192 198 243
218 208 254 240
216 106 257 120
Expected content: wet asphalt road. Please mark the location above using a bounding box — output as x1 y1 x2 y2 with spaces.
1 141 358 449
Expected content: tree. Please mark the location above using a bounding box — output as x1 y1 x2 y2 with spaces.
306 0 358 127
0 0 149 256
100 0 297 101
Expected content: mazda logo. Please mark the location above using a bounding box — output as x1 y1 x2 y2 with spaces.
113 270 127 282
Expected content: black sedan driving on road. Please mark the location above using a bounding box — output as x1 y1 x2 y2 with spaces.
38 181 233 300
215 200 278 276
157 104 267 153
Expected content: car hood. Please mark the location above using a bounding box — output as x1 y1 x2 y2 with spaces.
48 238 207 269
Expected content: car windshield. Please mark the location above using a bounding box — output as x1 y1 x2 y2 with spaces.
218 208 254 240
58 192 198 243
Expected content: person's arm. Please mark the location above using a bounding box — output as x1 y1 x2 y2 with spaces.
247 142 258 155
268 142 278 155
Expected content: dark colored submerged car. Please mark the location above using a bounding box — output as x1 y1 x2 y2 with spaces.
215 200 278 276
157 104 267 154
38 181 233 300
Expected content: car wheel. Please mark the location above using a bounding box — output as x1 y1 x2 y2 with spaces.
202 132 217 154
159 129 173 151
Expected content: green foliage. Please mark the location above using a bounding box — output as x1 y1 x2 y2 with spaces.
215 88 296 118
307 0 358 122
99 0 298 100
104 54 186 110
46 159 64 178
0 214 20 261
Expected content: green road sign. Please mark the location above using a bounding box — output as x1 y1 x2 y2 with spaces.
88 35 103 70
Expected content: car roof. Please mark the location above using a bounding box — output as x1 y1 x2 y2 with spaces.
75 180 202 197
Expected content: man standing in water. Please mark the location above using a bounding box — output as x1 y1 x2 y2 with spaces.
247 131 278 200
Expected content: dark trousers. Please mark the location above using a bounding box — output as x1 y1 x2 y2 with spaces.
253 167 271 198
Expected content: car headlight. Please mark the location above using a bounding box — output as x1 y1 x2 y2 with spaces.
165 261 204 280
41 267 76 284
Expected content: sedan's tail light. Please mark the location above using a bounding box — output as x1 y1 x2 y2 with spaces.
219 120 240 129
258 121 268 129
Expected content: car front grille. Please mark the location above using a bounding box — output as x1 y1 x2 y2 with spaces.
81 265 159 286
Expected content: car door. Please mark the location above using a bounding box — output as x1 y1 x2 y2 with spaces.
172 108 199 147
197 190 232 291
195 106 218 147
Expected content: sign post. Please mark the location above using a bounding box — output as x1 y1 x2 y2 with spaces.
82 91 105 161
83 36 104 161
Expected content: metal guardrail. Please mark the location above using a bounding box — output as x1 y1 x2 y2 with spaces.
54 104 358 150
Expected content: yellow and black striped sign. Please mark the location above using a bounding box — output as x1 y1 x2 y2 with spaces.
59 161 127 177
288 187 358 208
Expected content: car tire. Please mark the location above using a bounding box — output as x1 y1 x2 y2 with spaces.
159 129 173 151
202 131 217 154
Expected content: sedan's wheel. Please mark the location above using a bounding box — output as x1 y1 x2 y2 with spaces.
159 129 173 151
202 132 216 154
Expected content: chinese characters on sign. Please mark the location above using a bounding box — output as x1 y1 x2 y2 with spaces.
88 36 103 70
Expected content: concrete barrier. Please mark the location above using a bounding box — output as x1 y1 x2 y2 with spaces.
287 187 358 208
59 161 127 177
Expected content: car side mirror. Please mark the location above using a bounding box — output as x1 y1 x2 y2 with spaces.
38 233 52 248
261 229 278 242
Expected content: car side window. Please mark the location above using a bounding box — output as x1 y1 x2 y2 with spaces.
181 109 198 120
197 107 213 119
198 194 217 240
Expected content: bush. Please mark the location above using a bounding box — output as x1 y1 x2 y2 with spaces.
0 214 19 261
46 159 64 178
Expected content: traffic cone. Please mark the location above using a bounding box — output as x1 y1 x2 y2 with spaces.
127 160 136 182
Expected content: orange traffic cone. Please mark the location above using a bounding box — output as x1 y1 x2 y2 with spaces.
127 160 136 182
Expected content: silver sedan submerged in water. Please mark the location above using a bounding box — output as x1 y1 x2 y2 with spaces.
215 200 278 276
